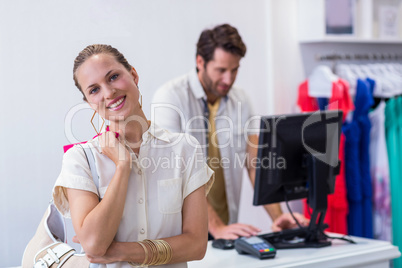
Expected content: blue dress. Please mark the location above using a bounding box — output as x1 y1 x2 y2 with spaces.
343 78 374 238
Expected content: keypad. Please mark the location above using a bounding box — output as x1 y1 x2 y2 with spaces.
252 243 275 253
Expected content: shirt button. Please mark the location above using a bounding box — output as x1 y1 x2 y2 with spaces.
140 228 145 234
138 198 143 204
138 169 142 175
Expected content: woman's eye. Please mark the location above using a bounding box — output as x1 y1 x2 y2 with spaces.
110 74 119 81
90 87 99 94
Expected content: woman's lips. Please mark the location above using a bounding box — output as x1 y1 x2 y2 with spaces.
107 96 126 111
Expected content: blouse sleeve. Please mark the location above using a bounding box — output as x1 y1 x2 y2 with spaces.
52 145 98 218
182 135 215 199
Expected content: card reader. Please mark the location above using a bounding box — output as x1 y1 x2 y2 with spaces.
234 236 276 259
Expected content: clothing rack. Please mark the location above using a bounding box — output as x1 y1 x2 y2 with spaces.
315 53 402 62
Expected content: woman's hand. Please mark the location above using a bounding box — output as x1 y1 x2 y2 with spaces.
86 241 122 264
73 237 124 264
99 130 131 168
73 236 144 264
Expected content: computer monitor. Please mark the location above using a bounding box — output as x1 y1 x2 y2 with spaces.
253 110 343 249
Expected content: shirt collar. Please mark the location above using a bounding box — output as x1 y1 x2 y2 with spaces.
142 121 170 143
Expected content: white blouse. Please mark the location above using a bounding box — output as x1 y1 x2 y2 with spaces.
53 123 214 268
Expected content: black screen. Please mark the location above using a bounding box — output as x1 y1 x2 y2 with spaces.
253 110 343 206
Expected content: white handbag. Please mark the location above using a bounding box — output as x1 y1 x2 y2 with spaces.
22 203 90 268
22 144 99 268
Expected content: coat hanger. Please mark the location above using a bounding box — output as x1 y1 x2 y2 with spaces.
368 63 401 98
308 65 338 98
336 63 357 96
349 64 367 79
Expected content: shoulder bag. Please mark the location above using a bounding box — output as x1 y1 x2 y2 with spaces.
22 144 99 268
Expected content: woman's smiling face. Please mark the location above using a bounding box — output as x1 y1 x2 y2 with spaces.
75 53 140 121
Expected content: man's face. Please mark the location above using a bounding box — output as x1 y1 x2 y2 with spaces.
197 48 241 102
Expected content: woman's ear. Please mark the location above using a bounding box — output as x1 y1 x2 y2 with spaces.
130 66 139 86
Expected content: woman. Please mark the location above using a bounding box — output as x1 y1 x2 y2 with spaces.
53 44 214 267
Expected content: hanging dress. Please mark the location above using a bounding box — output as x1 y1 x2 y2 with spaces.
386 97 402 268
369 100 392 241
297 78 354 235
343 78 374 238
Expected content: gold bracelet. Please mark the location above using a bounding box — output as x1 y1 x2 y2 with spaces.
152 240 162 265
155 240 165 264
156 240 165 264
143 239 173 265
128 241 149 267
144 239 158 265
139 241 149 266
159 239 173 264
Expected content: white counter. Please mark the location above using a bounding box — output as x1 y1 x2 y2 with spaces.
189 234 400 268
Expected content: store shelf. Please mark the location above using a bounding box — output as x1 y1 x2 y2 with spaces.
300 36 402 44
297 0 402 45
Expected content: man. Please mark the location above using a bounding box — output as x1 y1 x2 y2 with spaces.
152 24 307 240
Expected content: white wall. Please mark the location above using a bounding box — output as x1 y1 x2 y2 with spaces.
0 0 276 266
270 0 305 115
237 0 305 232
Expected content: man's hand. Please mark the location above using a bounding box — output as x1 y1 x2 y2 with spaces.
212 223 261 240
271 212 309 232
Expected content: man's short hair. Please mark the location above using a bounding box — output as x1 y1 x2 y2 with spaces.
196 24 247 65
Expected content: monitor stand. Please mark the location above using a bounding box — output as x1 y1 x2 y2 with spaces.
259 220 331 249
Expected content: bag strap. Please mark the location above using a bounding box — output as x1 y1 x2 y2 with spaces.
34 242 75 268
78 144 101 199
77 144 101 268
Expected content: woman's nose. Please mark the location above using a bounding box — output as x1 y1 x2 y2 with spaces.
104 86 116 98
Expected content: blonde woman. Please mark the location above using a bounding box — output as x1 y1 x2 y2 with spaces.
53 44 214 267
